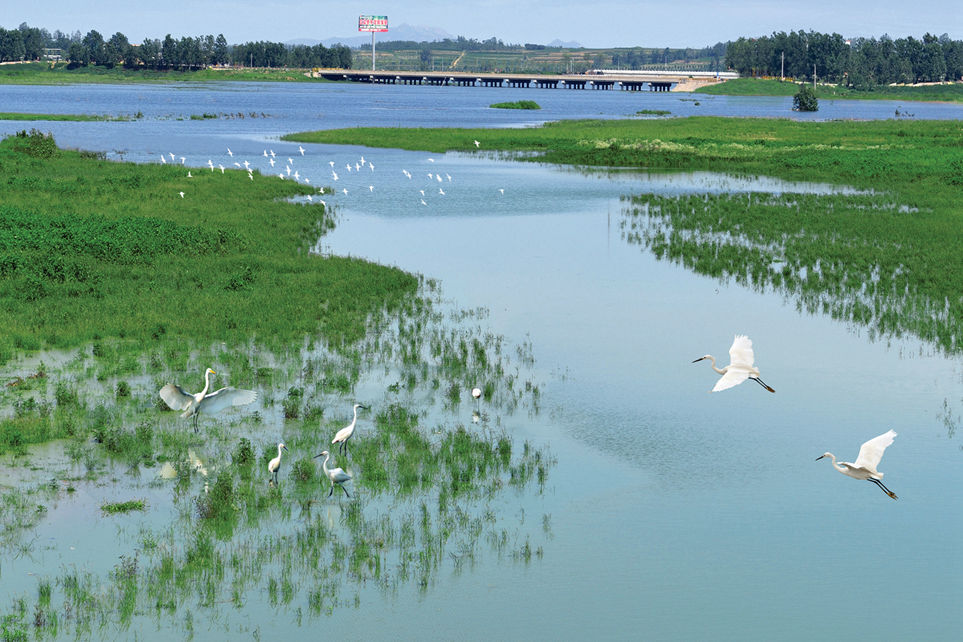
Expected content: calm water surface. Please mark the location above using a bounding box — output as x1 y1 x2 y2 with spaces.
2 82 962 639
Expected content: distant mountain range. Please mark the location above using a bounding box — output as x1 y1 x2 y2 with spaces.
287 24 581 49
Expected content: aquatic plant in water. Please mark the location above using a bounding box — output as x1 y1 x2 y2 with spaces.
620 191 962 352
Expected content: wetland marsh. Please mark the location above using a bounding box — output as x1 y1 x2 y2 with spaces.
1 82 963 639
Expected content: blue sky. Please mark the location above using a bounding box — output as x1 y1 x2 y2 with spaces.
9 1 962 48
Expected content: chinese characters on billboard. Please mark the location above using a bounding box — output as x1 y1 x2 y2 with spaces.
359 15 388 32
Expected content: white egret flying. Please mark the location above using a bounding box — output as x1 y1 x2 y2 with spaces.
159 367 258 432
817 430 898 500
331 403 369 456
314 450 351 498
268 442 289 484
693 334 775 393
298 145 305 155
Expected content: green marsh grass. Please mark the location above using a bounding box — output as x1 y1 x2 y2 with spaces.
287 117 963 352
490 100 541 110
0 129 550 636
0 131 418 359
101 499 146 514
696 77 963 103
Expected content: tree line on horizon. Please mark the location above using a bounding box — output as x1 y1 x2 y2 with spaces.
4 21 963 87
726 31 963 87
0 23 351 69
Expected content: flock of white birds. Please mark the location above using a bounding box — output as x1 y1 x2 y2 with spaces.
158 143 899 502
167 140 504 209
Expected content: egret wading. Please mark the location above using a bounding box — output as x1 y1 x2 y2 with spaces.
693 335 775 393
314 450 351 498
817 430 899 500
159 367 257 432
331 403 368 457
268 442 289 484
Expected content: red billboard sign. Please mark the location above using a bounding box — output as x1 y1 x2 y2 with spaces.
359 15 388 32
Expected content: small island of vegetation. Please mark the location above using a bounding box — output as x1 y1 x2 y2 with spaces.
490 100 541 110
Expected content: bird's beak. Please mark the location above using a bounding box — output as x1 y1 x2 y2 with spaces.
815 455 825 461
312 453 323 459
691 357 705 363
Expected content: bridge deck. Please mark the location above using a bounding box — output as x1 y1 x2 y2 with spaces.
312 69 729 92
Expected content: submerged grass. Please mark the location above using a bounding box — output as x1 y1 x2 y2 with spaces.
0 113 133 122
286 117 963 352
101 500 146 514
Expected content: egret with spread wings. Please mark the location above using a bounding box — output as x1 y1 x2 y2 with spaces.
159 367 257 432
817 430 898 500
693 335 775 393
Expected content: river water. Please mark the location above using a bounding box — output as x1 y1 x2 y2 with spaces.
2 82 962 639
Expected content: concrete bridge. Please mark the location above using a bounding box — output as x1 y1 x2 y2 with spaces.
311 69 733 92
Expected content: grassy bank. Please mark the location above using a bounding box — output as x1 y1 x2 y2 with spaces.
286 117 963 352
0 130 417 360
0 61 325 85
697 77 963 103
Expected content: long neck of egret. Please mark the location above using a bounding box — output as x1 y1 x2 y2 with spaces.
705 355 726 375
821 452 846 474
201 369 213 397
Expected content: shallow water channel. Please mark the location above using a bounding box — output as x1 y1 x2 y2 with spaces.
1 82 962 639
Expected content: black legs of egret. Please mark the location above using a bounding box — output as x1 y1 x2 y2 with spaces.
327 484 350 498
752 376 776 393
337 440 349 457
868 477 898 500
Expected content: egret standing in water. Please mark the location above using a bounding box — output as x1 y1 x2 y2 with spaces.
817 430 898 500
314 450 351 498
159 367 258 432
268 442 289 484
692 335 775 393
331 403 368 457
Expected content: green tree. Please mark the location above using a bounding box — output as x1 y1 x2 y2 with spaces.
81 29 106 66
140 38 160 68
213 34 229 65
161 33 176 68
792 83 818 111
0 28 26 62
105 32 129 68
18 23 44 60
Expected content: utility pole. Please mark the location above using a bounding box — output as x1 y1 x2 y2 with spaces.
371 31 376 71
813 63 816 88
781 51 784 81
